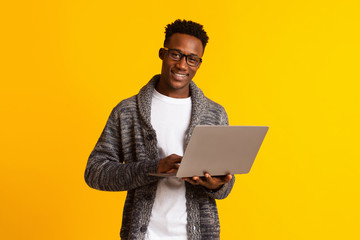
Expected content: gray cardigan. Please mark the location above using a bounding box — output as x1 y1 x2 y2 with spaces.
85 75 235 239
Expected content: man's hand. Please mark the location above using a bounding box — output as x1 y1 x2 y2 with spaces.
158 154 182 173
183 173 232 190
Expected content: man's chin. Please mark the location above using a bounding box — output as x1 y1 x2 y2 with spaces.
170 79 190 90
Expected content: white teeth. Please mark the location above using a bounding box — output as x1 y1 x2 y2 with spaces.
174 72 186 77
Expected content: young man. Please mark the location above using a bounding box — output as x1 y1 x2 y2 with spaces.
85 19 235 240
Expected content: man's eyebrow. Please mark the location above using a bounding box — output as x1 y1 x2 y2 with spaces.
173 48 200 58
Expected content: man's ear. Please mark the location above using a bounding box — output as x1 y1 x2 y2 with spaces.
159 48 165 60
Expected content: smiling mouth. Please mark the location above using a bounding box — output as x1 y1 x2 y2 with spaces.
172 71 188 79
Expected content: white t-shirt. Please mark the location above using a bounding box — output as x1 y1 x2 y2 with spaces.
145 89 192 240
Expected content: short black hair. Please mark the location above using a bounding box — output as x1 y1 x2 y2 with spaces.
164 19 209 51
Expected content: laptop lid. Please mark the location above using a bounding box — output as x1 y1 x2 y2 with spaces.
149 125 268 178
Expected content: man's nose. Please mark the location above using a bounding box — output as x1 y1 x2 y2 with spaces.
176 56 188 70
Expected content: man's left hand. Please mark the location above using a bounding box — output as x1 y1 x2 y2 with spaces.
182 173 232 190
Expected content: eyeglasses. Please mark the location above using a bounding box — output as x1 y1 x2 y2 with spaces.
163 47 202 67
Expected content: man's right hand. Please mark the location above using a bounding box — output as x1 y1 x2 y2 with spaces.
158 154 182 174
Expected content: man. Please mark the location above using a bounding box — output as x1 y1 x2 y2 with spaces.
85 19 235 240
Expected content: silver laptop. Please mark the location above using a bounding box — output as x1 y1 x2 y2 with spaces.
149 125 269 178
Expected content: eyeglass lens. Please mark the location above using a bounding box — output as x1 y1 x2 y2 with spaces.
168 49 201 67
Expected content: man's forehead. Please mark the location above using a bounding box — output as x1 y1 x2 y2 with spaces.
166 33 203 56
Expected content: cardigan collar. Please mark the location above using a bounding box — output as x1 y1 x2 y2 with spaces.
137 74 207 132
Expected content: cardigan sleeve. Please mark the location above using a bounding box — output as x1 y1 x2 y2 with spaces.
84 107 159 192
202 176 235 199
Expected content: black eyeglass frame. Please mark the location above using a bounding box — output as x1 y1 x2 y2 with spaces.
163 47 202 67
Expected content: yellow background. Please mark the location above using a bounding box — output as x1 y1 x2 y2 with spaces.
1 0 359 239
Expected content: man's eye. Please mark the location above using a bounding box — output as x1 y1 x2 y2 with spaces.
170 52 181 59
188 57 198 63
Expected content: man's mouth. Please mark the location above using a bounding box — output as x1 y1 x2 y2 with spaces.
172 71 188 80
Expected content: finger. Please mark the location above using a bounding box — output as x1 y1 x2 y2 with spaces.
169 154 183 161
166 168 178 174
203 172 216 184
192 176 213 188
190 176 202 185
183 177 191 182
169 153 182 158
174 158 182 163
215 174 232 184
192 176 200 181
172 162 180 169
184 178 199 185
170 157 182 164
206 173 232 184
224 174 232 183
204 173 229 187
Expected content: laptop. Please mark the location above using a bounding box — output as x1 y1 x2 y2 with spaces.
148 125 269 178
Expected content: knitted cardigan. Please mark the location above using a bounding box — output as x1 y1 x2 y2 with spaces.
85 75 235 240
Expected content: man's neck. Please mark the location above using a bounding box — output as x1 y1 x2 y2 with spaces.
155 83 190 99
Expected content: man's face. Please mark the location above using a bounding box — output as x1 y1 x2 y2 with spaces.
157 33 203 98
